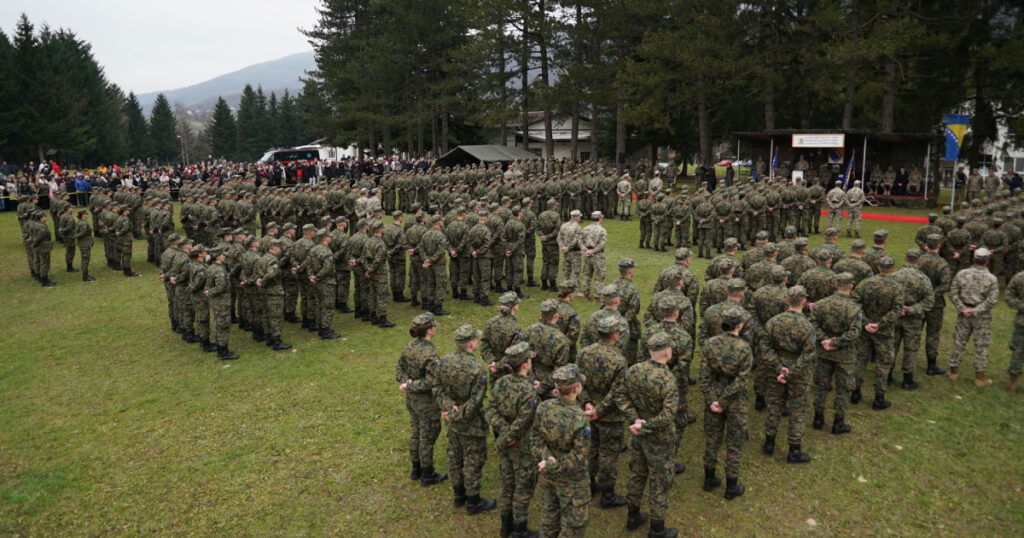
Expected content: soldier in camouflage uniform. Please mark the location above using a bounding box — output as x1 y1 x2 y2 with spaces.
796 250 836 303
1005 269 1024 392
832 239 873 286
947 249 1000 387
744 242 781 292
432 324 496 515
523 299 572 399
445 208 472 301
469 212 495 305
700 304 752 500
291 224 318 329
362 221 395 327
653 248 701 304
808 273 862 434
917 235 951 376
577 316 630 510
303 230 342 339
851 256 903 409
556 283 582 362
531 364 591 538
256 240 292 351
694 195 715 259
397 313 448 486
615 332 681 537
204 247 239 360
482 292 523 385
485 342 541 537
760 286 816 464
863 229 889 273
579 212 608 300
538 199 562 291
612 258 642 364
384 211 410 303
891 249 934 389
73 210 96 282
637 193 654 249
582 285 630 356
558 210 584 287
420 215 453 317
502 206 529 299
188 244 217 353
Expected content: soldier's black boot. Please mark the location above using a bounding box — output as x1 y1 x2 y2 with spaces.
184 331 200 344
626 504 648 531
410 461 421 481
67 263 78 272
300 318 312 330
253 328 266 342
421 467 448 488
319 328 341 340
338 302 354 313
83 273 95 282
527 278 538 287
925 359 946 376
831 415 852 435
432 302 450 316
901 372 919 390
285 313 300 323
723 477 745 500
201 339 218 353
377 316 396 328
451 483 466 505
479 295 493 306
307 319 321 332
123 267 140 277
786 443 811 464
872 391 891 410
515 287 529 300
410 295 420 307
217 345 239 361
812 410 825 430
499 510 513 537
754 394 766 411
702 467 721 492
271 338 292 351
511 520 539 538
599 487 627 509
648 519 678 538
466 494 496 515
763 434 776 455
673 462 686 474
850 387 862 404
41 277 56 287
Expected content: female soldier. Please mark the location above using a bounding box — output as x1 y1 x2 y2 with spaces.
481 292 524 383
396 313 447 487
700 304 754 500
531 364 591 537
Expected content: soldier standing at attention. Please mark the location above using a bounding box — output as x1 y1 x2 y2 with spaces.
420 215 453 317
851 256 903 409
917 235 951 376
256 240 293 351
891 249 934 389
947 248 1000 387
637 193 654 249
74 210 95 282
616 174 633 220
615 331 681 537
469 211 495 306
694 195 715 259
501 206 529 299
204 247 239 360
538 199 562 291
808 273 862 434
582 285 630 355
558 210 584 287
433 324 497 516
1004 269 1024 392
579 211 608 300
384 211 410 303
531 364 591 538
843 181 865 238
291 224 318 329
397 313 448 487
761 286 816 464
304 230 342 339
612 258 642 364
577 317 629 510
363 221 395 327
481 292 524 384
522 299 572 399
700 304 753 500
116 206 140 277
650 194 671 252
188 244 217 353
58 205 78 273
556 283 582 361
486 342 541 538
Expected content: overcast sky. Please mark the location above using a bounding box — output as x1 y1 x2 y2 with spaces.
0 0 318 94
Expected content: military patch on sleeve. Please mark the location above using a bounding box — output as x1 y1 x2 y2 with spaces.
673 398 680 404
432 360 439 366
480 376 488 384
583 428 591 437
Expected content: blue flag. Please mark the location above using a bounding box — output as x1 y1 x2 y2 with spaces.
771 148 779 170
943 114 970 162
842 151 856 190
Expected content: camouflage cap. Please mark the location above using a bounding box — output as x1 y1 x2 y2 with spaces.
787 285 807 301
876 255 895 269
954 215 968 224
926 233 943 246
974 247 991 260
231 227 245 235
657 294 683 313
478 210 490 217
814 249 832 261
755 230 770 240
193 243 208 253
784 225 798 236
412 312 436 329
181 238 195 247
872 229 889 239
570 209 582 217
283 223 298 231
824 227 838 237
673 247 692 260
391 210 403 218
552 364 586 385
993 217 1005 225
795 237 809 247
504 341 535 362
598 284 619 299
315 228 330 241
618 257 636 269
453 324 482 343
167 233 182 242
266 221 279 230
715 256 735 271
539 298 560 314
721 303 748 325
356 218 368 229
547 198 558 206
762 242 777 253
596 316 625 334
724 238 740 248
591 211 603 220
834 272 855 286
646 331 673 352
726 278 746 292
850 239 867 250
208 246 226 258
498 291 520 306
557 281 576 293
770 265 789 282
905 248 922 260
301 223 316 232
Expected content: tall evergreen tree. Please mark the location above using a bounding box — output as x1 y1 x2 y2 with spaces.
148 94 178 163
278 89 302 147
235 84 261 160
124 92 148 160
208 97 237 159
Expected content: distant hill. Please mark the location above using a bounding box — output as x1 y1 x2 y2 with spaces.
137 51 316 112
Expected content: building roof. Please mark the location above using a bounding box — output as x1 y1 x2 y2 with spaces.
434 145 540 168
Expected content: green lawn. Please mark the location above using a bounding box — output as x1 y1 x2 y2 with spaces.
0 206 1021 536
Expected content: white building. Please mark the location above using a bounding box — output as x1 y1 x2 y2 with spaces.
498 111 594 160
970 121 1024 175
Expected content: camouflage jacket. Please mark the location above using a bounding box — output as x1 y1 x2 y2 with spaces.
950 266 999 316
578 342 628 422
808 293 863 356
761 310 816 376
916 252 951 308
614 359 679 445
832 256 873 286
640 320 693 371
892 266 934 319
797 266 836 303
853 274 904 328
699 333 753 405
482 314 523 366
485 373 539 452
531 397 591 482
612 277 641 335
522 321 571 396
431 350 488 437
581 308 629 353
1004 271 1024 326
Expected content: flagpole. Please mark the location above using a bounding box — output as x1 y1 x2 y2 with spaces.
861 135 867 184
923 143 931 201
769 138 774 181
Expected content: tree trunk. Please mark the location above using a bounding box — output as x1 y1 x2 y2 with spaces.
383 121 392 156
367 120 376 158
570 101 579 161
569 3 582 161
417 116 424 156
441 105 450 154
697 74 711 167
615 99 626 172
589 102 598 161
764 80 775 131
498 14 508 146
842 70 855 130
881 58 896 133
538 0 554 160
430 113 438 157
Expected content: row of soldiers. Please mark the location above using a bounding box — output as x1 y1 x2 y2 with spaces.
395 209 1024 537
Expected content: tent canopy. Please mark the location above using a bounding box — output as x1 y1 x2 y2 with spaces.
434 145 539 169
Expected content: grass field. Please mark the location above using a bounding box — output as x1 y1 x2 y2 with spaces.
1 205 1022 536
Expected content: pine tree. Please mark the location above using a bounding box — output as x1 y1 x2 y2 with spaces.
235 84 261 160
278 89 302 147
148 94 178 163
124 92 148 160
208 97 237 159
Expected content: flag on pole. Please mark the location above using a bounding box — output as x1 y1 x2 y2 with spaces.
943 113 970 162
827 148 844 164
841 150 856 190
771 148 779 170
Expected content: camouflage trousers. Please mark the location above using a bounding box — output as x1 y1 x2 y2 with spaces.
35 243 52 278
894 315 925 375
406 394 441 468
210 296 231 347
335 268 351 307
764 367 811 444
118 238 133 269
541 242 560 283
639 218 652 246
712 221 727 250
447 431 487 496
23 238 36 275
767 211 780 241
703 396 748 478
63 241 76 268
674 220 690 248
175 286 193 333
284 278 299 316
846 208 862 237
263 292 284 340
492 250 506 288
617 196 631 217
389 257 406 296
813 353 856 417
579 253 605 298
191 294 210 340
752 349 772 398
696 227 713 258
239 286 254 327
731 218 746 247
79 245 91 276
473 257 492 297
538 475 589 538
562 251 581 287
948 313 992 373
626 436 675 521
808 207 821 234
1009 324 1024 376
655 225 673 250
352 265 369 313
369 271 389 317
452 255 472 292
300 279 318 323
316 281 336 329
924 306 945 364
524 238 536 281
856 329 894 392
408 257 422 302
673 364 690 446
826 208 843 233
505 252 524 290
498 446 537 523
588 420 624 490
748 215 766 243
164 282 175 328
